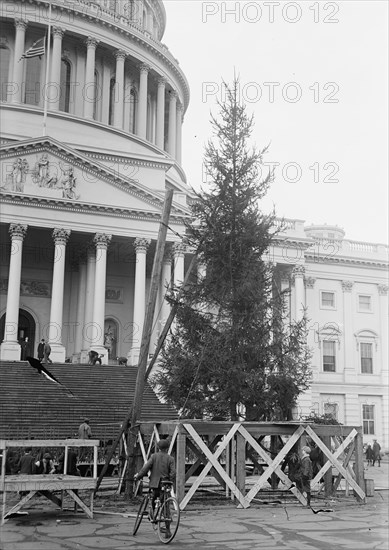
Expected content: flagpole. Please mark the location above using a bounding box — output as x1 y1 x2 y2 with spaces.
42 1 52 136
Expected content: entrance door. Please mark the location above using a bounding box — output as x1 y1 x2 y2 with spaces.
0 309 36 359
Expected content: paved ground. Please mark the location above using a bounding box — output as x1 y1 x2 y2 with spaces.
1 461 388 550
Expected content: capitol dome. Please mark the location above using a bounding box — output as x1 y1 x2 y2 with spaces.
0 0 192 364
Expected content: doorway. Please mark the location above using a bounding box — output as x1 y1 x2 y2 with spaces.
0 309 36 359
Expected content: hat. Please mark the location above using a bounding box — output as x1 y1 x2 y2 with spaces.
157 439 170 450
43 453 52 460
84 418 89 423
302 446 311 454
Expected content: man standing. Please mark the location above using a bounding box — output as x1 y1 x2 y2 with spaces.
78 418 92 439
43 341 52 364
372 439 381 467
297 446 313 506
37 339 45 361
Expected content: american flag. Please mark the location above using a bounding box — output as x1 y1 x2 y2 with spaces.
19 37 45 61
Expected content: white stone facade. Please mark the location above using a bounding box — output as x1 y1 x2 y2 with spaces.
0 1 388 449
270 221 389 450
0 0 191 366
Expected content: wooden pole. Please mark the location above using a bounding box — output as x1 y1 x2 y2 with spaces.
124 189 174 496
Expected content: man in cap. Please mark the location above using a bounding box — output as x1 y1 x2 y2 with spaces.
134 439 176 537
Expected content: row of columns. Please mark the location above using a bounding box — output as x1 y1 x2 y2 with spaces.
10 21 184 161
0 224 187 365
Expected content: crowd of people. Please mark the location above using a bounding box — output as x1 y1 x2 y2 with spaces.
365 439 382 467
7 419 93 478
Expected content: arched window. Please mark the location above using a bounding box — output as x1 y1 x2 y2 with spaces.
0 46 11 101
59 58 71 112
129 88 136 133
24 56 42 106
109 77 115 125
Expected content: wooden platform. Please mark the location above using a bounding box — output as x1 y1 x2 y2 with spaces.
1 439 99 523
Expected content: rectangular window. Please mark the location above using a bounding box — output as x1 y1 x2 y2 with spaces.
360 343 373 374
362 404 375 435
324 402 338 420
358 295 372 311
323 340 336 372
321 291 335 308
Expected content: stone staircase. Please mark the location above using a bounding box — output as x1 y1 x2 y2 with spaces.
0 360 177 441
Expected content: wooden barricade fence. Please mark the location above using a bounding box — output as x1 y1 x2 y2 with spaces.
136 421 366 510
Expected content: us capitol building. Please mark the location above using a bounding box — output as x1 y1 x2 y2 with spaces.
0 1 388 449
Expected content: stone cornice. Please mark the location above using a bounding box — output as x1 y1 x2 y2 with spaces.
304 252 388 269
0 193 190 225
0 137 189 216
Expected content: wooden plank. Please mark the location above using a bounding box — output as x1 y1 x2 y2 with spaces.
93 447 98 478
241 425 307 506
353 430 366 503
311 430 357 489
185 436 222 481
2 491 37 524
175 432 186 505
168 426 179 455
180 423 247 510
305 426 365 499
137 432 147 462
66 489 93 519
185 438 226 488
39 490 63 508
236 432 246 497
63 446 68 475
322 436 333 496
0 439 99 447
333 442 355 492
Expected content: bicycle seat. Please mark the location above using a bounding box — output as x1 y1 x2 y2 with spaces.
160 479 173 486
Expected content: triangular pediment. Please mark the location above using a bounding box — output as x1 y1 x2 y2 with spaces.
0 137 190 219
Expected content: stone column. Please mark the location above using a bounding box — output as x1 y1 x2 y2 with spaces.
292 265 305 320
84 36 99 119
47 228 70 362
378 285 389 438
173 241 186 288
101 59 111 125
160 248 172 324
81 245 96 362
295 275 316 417
90 234 112 364
49 27 65 111
0 224 27 360
12 20 28 103
74 254 87 360
156 77 166 149
342 280 354 383
113 50 126 129
129 237 150 365
136 63 149 139
167 90 177 157
176 102 183 164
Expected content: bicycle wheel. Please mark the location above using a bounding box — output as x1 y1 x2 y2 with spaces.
156 497 180 544
133 494 149 536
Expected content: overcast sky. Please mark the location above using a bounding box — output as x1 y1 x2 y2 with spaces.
163 0 388 244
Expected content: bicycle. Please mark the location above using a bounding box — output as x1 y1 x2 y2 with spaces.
133 479 180 544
